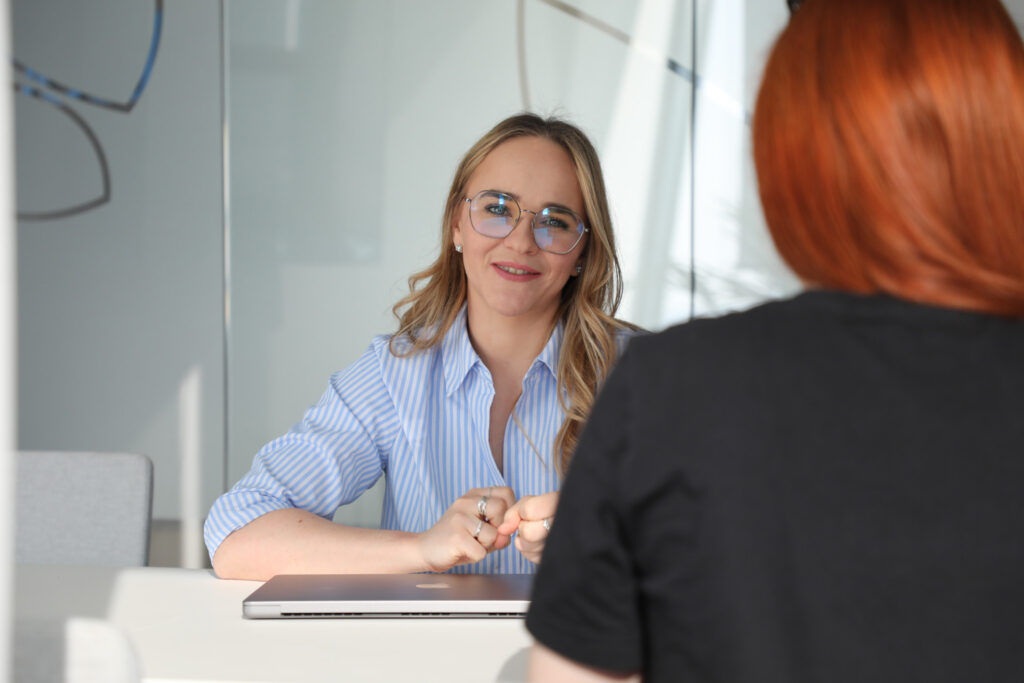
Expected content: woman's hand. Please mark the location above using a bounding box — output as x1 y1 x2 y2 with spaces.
497 491 559 564
416 486 516 572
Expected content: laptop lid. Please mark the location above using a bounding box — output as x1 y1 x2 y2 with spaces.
242 573 533 619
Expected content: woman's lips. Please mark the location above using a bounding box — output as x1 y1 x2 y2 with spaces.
492 262 540 281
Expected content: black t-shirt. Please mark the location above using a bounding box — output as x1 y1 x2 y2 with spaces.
527 291 1024 683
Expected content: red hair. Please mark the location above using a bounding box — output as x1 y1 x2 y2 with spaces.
753 0 1024 316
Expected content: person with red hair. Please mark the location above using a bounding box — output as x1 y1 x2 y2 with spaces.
524 0 1024 681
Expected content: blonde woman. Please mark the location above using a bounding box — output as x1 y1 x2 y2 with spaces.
206 114 637 579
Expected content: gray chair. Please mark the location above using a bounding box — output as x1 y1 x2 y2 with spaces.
16 451 154 566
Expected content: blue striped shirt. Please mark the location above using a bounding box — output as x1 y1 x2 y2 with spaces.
205 307 608 574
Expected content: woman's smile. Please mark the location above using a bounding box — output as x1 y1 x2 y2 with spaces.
493 261 541 281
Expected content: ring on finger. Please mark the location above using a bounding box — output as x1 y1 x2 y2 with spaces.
542 517 553 532
472 518 485 538
477 495 489 521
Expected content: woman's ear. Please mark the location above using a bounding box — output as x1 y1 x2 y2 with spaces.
451 215 463 249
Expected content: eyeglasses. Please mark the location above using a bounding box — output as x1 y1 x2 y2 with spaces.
464 190 589 255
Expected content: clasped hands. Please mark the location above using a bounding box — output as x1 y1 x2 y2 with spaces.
416 486 557 572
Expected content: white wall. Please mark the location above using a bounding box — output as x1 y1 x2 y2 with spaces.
13 0 225 566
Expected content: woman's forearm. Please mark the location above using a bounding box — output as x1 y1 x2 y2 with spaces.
211 508 428 580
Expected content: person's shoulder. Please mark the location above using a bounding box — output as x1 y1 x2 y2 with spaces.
325 332 432 379
369 330 445 365
634 294 805 346
609 320 644 356
615 293 836 382
325 331 445 403
324 334 391 386
370 332 400 357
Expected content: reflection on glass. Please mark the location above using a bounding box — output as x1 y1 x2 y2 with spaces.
225 0 797 527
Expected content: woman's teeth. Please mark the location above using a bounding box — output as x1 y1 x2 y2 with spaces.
497 265 534 275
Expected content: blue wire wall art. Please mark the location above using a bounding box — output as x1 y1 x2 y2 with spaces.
13 0 163 221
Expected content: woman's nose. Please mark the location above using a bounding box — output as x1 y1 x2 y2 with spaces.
504 211 539 252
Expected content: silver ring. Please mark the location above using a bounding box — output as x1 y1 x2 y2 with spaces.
472 518 485 538
477 495 489 521
542 517 552 532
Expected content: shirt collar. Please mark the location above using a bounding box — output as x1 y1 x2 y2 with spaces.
442 306 481 397
441 307 564 397
533 317 564 380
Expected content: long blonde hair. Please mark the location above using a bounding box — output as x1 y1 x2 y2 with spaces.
390 113 635 474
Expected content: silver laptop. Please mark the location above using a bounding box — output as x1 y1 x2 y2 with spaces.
242 573 533 619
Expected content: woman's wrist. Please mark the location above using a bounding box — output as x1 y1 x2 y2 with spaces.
396 529 432 573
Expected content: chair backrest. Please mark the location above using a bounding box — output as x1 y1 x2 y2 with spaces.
16 451 154 566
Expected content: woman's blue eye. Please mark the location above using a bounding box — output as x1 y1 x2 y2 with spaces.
485 203 511 217
539 216 570 230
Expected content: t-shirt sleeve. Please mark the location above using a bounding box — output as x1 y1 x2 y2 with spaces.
525 348 643 673
203 341 400 559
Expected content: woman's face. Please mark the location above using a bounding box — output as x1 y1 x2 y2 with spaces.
453 136 587 327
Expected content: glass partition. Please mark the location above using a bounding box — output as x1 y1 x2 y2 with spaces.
224 0 797 526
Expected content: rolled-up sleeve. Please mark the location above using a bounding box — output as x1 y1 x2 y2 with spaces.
204 341 400 559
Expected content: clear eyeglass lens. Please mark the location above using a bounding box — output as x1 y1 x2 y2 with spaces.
469 191 584 254
533 207 584 254
470 191 519 239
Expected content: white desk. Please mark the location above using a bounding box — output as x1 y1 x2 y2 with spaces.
15 565 534 682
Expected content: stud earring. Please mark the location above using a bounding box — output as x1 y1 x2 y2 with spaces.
454 244 463 253
574 265 583 275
